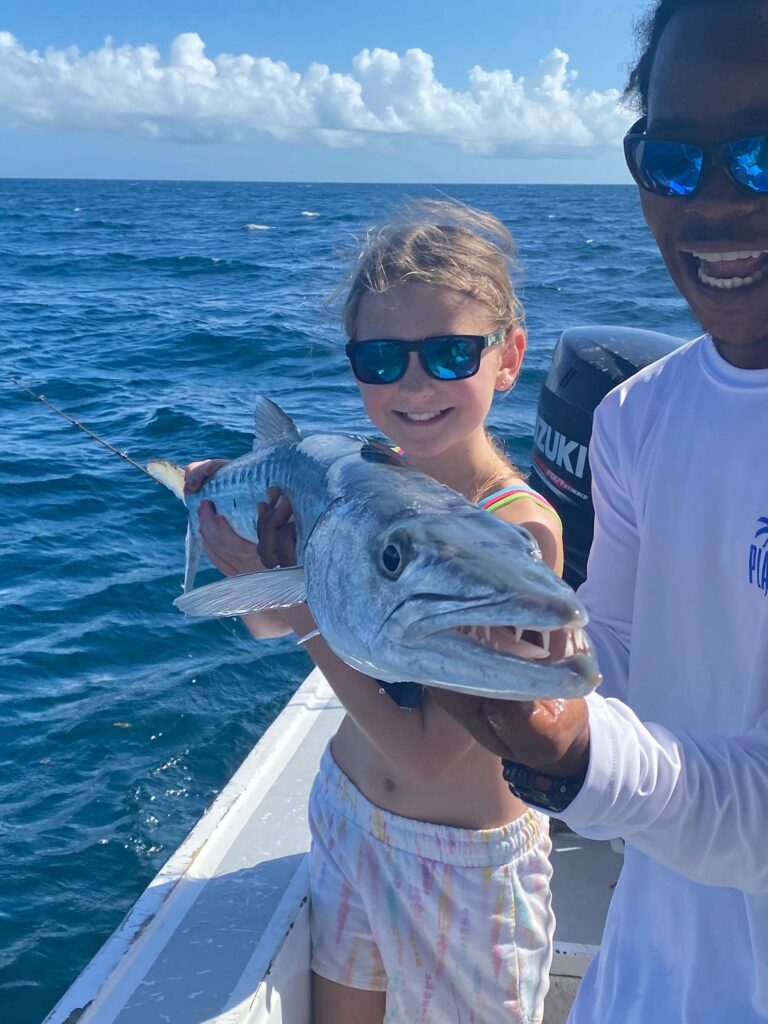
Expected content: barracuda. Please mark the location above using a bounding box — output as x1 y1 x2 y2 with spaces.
148 397 602 701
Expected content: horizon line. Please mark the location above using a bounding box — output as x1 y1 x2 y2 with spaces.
0 174 635 187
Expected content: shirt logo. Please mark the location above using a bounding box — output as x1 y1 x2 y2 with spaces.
748 518 768 596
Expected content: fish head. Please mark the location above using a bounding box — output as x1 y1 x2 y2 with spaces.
303 500 601 701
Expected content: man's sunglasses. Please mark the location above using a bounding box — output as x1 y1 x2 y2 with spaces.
345 330 506 385
624 117 768 198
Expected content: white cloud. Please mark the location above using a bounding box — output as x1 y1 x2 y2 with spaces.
0 31 626 158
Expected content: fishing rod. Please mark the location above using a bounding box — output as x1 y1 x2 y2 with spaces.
7 375 157 481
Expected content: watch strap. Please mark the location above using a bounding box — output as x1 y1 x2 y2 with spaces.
501 759 586 814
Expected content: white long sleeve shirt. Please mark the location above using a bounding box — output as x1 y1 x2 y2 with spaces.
561 335 768 1023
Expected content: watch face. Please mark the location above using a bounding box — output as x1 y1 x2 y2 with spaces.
501 760 585 814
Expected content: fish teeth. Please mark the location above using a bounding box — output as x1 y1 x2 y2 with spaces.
453 623 589 662
574 627 589 654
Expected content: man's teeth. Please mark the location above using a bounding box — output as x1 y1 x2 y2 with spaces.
691 249 768 290
697 265 768 289
693 250 768 262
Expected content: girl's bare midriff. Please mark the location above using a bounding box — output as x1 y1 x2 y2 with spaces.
332 708 527 830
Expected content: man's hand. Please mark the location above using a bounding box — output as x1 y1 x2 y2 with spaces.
256 490 297 569
431 691 591 778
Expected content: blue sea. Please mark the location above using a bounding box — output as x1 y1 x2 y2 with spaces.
0 178 698 1024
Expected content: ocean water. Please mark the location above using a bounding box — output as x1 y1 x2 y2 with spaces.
0 178 698 1023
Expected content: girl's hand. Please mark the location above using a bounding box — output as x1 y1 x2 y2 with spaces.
430 690 590 779
184 460 266 577
184 459 230 497
256 490 297 568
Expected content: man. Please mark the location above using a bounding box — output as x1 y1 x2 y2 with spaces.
434 1 768 1020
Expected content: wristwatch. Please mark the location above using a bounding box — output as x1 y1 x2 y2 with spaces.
501 759 587 814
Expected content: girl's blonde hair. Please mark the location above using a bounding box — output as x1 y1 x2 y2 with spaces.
341 199 524 501
342 199 524 339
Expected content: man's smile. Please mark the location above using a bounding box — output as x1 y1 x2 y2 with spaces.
679 247 768 293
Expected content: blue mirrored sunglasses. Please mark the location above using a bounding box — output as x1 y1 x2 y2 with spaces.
345 330 506 385
624 117 768 198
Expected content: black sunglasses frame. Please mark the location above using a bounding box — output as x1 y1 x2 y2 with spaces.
345 330 507 385
623 116 768 199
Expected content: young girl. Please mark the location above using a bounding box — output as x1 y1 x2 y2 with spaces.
187 201 563 1024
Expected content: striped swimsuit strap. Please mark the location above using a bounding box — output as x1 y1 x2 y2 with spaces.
388 446 559 520
479 483 562 523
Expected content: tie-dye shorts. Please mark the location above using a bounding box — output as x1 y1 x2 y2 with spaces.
308 744 555 1024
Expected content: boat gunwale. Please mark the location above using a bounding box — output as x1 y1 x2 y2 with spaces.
43 669 342 1024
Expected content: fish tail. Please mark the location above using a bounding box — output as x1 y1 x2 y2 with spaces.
146 460 186 502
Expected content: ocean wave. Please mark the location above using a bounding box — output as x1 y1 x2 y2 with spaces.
15 252 269 278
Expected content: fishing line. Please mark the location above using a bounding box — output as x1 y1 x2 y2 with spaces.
7 376 263 644
8 376 298 642
7 375 157 481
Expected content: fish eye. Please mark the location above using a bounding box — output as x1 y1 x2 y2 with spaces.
381 544 403 577
380 530 412 578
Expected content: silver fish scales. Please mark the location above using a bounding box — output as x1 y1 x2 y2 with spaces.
149 397 601 701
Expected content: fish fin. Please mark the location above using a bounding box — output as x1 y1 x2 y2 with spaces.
359 439 410 468
252 397 301 450
147 460 186 501
183 523 203 593
174 566 307 618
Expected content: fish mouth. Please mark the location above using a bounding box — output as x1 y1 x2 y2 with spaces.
390 604 601 698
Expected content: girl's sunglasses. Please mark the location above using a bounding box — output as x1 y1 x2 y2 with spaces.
624 117 768 198
346 330 506 385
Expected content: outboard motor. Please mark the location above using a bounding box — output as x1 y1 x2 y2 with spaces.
529 326 685 590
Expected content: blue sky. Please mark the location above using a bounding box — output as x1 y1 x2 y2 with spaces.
0 0 646 183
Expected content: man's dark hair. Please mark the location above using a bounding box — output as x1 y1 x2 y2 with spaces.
625 0 760 113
